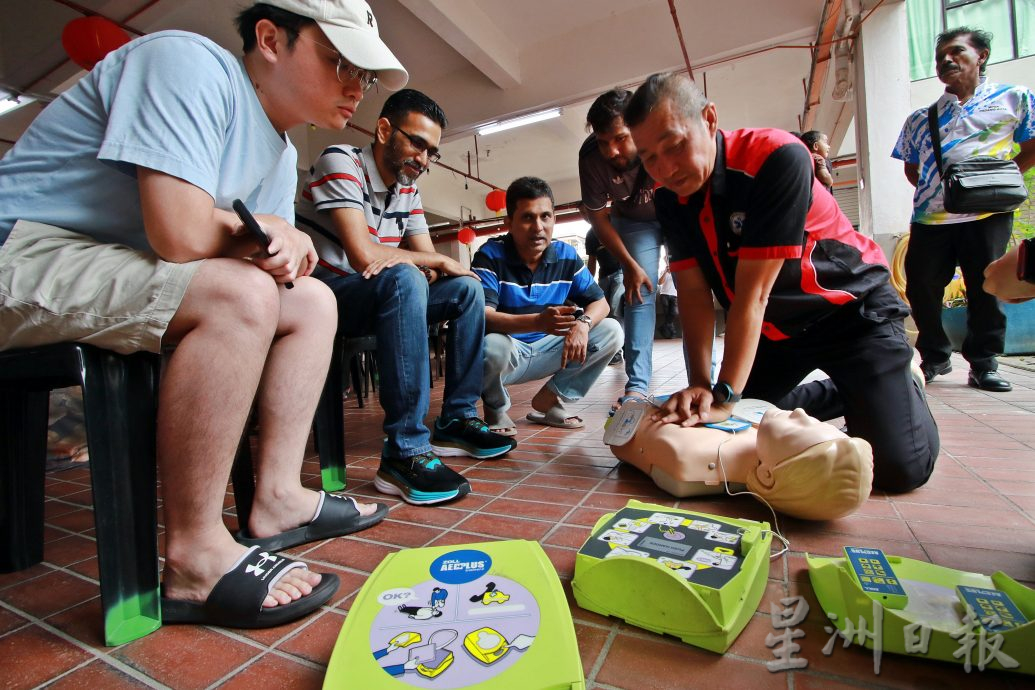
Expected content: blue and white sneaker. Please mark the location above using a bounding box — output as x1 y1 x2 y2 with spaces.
375 452 470 505
430 416 517 459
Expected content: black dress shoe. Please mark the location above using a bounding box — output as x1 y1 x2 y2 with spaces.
968 369 1013 392
920 360 952 383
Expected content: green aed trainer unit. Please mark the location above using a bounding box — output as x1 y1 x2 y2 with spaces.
843 546 908 609
572 499 772 653
957 585 1029 633
324 539 583 689
808 549 1035 675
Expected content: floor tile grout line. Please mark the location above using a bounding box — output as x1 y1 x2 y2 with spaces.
201 644 328 690
0 598 170 689
208 597 342 658
583 624 620 686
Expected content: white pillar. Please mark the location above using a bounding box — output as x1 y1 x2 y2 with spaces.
852 0 914 256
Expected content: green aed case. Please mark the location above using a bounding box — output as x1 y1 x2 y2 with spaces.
808 550 1035 675
572 499 773 653
324 539 584 689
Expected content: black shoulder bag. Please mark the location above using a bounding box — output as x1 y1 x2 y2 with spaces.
927 103 1027 214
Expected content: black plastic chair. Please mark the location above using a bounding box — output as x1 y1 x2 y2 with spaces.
341 335 378 409
0 343 161 646
311 334 376 491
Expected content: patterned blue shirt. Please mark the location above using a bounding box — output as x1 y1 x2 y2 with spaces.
472 235 604 343
892 78 1035 225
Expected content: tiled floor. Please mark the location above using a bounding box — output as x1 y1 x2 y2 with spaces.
3 339 1035 689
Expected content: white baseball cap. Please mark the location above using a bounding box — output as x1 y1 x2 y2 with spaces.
261 0 409 90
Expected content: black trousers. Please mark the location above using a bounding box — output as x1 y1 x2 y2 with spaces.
904 215 1012 371
743 287 939 494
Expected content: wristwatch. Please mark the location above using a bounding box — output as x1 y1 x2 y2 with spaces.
1017 239 1035 284
575 313 593 327
711 380 742 404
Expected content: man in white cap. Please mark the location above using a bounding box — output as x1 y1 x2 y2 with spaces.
0 1 405 629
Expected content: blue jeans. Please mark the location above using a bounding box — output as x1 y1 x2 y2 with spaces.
612 215 663 395
322 265 484 458
481 320 624 415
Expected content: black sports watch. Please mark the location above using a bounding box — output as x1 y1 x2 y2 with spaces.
711 381 742 404
1017 238 1035 284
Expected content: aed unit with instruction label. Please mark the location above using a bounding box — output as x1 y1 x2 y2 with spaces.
572 499 772 653
324 539 584 689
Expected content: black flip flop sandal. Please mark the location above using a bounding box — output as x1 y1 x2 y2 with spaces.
161 546 338 628
235 491 389 551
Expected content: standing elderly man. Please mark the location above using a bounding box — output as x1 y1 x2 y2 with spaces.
473 177 623 431
625 73 939 494
893 26 1035 392
0 0 406 628
297 88 515 507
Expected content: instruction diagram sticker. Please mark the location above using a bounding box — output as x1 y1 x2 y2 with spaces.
370 551 540 688
579 507 748 589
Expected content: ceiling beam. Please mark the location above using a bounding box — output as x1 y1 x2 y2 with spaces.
801 0 842 131
399 0 521 89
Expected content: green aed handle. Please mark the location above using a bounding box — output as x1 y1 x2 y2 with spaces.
844 546 909 610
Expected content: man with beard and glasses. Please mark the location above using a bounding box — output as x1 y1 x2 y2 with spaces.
893 26 1035 392
296 89 516 507
579 89 667 411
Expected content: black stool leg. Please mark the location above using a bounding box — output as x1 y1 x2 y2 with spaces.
314 338 347 491
230 433 256 535
79 347 161 645
0 389 48 572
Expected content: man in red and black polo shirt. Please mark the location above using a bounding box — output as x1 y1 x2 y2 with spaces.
625 73 939 493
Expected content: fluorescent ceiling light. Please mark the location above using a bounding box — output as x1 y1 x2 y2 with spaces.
0 94 36 117
477 107 562 136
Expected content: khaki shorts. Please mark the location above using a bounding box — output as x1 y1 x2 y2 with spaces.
0 220 200 354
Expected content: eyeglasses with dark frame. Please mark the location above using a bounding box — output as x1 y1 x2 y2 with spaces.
391 126 442 164
298 34 378 93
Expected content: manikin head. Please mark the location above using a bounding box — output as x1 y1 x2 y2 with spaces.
747 409 873 520
608 405 873 520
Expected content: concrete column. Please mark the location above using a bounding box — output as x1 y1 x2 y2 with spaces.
852 0 914 255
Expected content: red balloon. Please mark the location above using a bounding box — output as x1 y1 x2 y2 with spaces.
485 189 506 213
62 16 131 71
457 227 476 245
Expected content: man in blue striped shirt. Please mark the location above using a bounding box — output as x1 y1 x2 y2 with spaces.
473 177 623 430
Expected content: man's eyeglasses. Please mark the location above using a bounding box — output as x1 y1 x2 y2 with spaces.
392 126 441 163
299 35 378 92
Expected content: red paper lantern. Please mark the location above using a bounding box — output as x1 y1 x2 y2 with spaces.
457 227 476 245
485 189 506 213
62 16 131 71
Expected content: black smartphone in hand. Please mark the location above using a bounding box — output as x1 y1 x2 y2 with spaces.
232 198 293 289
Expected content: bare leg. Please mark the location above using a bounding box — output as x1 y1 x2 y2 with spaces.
159 261 316 608
245 277 377 539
